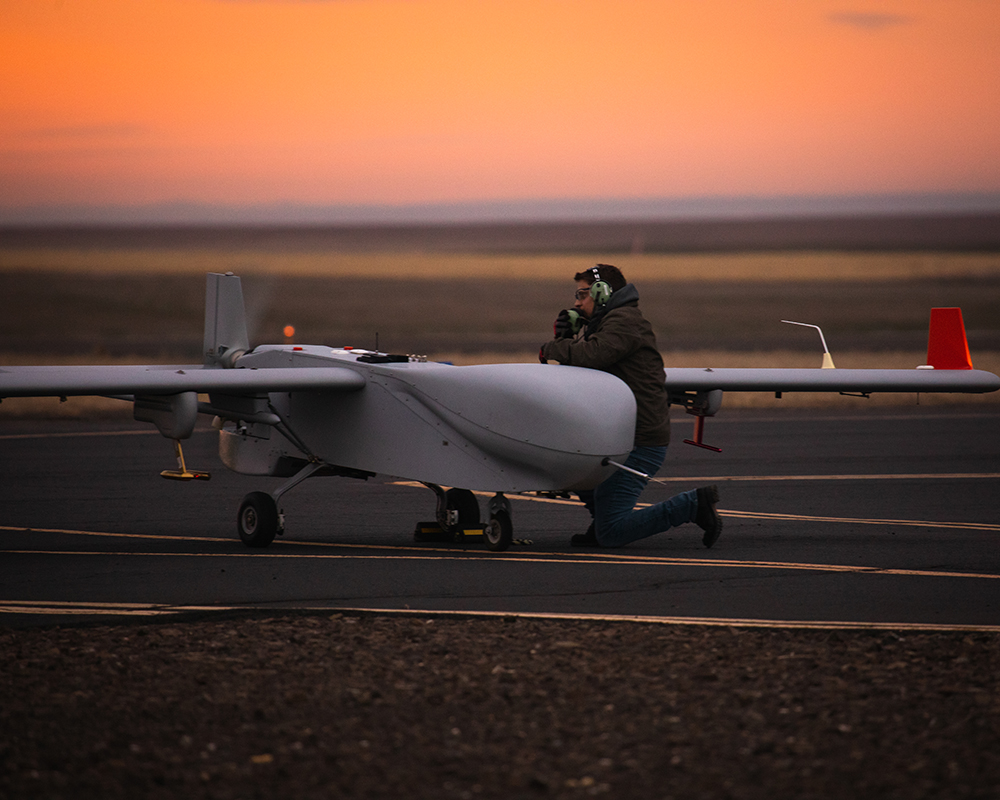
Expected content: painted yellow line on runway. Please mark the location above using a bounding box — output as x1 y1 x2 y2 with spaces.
474 493 1000 533
453 487 1000 532
333 607 1000 634
647 473 1000 482
4 599 998 633
720 509 1000 532
0 600 225 616
0 429 163 441
572 553 1000 580
0 525 230 544
0 600 218 614
6 549 508 563
6 545 1000 582
394 479 1000 532
5 520 1000 577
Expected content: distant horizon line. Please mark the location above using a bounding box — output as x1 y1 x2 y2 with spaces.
3 191 1000 227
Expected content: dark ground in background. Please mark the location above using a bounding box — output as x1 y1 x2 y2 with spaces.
2 270 998 358
3 215 999 357
3 213 1000 252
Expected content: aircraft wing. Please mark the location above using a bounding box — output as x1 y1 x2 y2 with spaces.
664 367 1000 395
667 308 999 396
4 363 996 399
0 364 366 398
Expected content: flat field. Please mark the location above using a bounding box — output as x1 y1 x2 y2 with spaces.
1 239 998 415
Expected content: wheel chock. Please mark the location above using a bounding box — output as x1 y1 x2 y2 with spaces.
413 521 452 542
413 521 486 544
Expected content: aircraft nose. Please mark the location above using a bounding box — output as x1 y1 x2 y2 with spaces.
405 363 636 457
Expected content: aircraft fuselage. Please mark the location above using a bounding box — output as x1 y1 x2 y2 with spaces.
215 346 637 493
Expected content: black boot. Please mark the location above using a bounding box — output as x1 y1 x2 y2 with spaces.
570 522 599 547
695 485 722 548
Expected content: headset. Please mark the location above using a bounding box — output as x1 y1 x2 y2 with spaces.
589 265 613 307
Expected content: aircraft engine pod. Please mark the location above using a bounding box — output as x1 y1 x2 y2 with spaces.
133 392 199 440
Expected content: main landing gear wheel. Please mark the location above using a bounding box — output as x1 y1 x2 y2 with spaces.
441 488 480 534
485 509 513 552
237 491 279 548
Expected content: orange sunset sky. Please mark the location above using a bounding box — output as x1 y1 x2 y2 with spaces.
2 0 999 222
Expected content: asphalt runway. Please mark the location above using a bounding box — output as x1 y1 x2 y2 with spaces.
2 406 999 629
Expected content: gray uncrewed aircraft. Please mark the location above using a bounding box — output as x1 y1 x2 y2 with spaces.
1 272 997 551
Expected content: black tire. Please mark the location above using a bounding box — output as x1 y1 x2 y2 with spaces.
237 491 279 548
485 509 513 552
443 488 480 531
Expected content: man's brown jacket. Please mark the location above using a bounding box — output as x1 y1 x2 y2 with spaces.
540 283 671 447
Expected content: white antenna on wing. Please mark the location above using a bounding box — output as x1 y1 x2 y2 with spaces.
781 320 836 369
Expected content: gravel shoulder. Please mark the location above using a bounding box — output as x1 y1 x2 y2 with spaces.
3 611 999 799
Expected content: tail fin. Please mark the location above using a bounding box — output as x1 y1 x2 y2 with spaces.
926 307 973 370
203 272 249 368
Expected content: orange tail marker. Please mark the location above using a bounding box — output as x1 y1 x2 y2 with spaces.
926 308 973 370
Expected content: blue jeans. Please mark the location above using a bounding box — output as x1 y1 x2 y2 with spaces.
578 446 698 547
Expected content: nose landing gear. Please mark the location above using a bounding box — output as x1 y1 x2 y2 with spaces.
237 491 282 548
236 461 324 547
